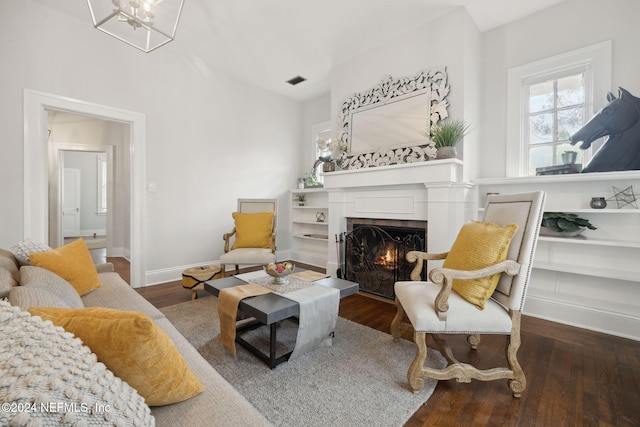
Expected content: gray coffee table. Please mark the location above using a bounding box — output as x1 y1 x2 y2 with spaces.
204 274 358 368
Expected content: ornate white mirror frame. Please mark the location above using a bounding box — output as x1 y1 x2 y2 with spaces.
336 66 449 170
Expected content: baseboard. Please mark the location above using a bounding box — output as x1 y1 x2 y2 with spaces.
524 294 640 341
108 246 128 259
76 229 107 237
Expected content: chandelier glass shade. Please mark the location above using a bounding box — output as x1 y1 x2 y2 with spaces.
86 0 185 52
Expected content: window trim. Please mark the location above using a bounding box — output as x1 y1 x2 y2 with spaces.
506 41 612 177
96 153 108 215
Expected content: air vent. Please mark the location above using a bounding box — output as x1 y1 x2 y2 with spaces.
286 76 307 86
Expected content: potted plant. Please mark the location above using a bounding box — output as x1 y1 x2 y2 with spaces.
540 212 596 237
296 194 306 206
430 119 470 159
561 150 578 164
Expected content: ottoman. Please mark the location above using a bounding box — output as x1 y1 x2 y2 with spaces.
182 265 222 300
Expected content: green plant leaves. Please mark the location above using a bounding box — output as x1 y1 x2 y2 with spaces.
541 212 597 232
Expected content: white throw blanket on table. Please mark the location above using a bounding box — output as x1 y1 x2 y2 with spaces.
235 271 340 360
285 284 339 360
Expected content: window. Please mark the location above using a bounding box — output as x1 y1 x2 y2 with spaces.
525 72 586 175
96 153 107 214
506 41 612 176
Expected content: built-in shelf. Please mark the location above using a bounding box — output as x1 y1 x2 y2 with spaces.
474 170 640 185
289 189 329 268
538 236 640 248
293 234 329 241
292 220 328 226
479 208 640 214
533 261 637 282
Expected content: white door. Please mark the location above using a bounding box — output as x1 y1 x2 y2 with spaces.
62 168 81 237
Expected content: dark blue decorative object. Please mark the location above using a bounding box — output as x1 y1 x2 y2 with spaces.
570 87 640 173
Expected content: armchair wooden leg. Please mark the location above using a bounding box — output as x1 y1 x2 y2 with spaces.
220 265 226 277
408 331 428 393
191 290 198 300
506 311 526 398
234 264 240 275
391 299 405 340
467 334 481 349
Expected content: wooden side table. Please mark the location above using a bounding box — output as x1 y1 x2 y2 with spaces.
182 265 222 300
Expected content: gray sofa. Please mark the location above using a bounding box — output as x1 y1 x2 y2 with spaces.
0 248 271 426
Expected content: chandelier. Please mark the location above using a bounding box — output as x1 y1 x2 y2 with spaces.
86 0 185 53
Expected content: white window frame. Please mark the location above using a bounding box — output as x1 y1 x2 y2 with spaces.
506 41 612 177
96 153 108 215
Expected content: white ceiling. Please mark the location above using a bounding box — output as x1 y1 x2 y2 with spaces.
36 0 566 102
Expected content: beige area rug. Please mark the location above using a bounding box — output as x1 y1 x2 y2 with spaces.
160 296 445 427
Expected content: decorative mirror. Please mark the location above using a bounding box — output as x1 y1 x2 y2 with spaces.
336 67 449 169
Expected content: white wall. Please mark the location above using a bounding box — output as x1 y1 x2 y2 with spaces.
0 1 303 284
479 0 640 178
331 7 481 170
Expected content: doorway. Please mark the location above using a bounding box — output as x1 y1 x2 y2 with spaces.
47 111 119 255
24 89 146 287
49 140 115 264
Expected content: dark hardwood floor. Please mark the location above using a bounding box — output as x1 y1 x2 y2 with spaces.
112 258 639 426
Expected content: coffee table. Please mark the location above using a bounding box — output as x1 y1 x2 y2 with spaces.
204 274 358 368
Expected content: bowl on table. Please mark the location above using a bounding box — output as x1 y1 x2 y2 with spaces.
265 262 294 284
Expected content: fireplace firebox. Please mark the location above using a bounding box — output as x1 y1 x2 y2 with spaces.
337 218 427 300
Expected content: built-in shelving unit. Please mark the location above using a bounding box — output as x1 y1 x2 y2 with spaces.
289 189 329 267
474 170 640 340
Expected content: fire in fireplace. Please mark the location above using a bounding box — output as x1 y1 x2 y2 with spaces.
338 218 427 300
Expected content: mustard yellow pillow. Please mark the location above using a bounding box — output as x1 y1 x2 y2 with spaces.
28 307 204 406
29 238 101 296
442 221 518 310
231 211 275 249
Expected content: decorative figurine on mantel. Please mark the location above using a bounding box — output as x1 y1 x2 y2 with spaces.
570 87 640 172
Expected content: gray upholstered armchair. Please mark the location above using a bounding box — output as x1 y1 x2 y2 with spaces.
391 191 545 397
220 199 277 276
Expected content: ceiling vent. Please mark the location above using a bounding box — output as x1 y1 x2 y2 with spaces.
286 76 307 86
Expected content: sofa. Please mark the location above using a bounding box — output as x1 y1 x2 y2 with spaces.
0 247 272 426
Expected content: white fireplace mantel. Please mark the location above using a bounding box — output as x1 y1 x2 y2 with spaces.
323 158 464 189
322 159 475 277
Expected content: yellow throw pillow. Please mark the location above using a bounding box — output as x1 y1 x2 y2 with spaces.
231 211 275 249
442 221 519 310
28 307 204 406
29 238 101 296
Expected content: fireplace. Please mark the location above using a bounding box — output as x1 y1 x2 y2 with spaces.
338 218 427 300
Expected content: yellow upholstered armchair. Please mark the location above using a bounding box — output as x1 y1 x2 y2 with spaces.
220 199 277 276
391 191 545 397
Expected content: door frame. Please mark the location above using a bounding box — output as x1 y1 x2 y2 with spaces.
24 89 146 287
50 144 114 251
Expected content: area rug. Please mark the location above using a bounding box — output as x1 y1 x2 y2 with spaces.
160 296 445 427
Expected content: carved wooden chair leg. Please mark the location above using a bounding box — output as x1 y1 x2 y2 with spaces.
220 265 226 277
506 311 526 398
391 299 406 340
408 331 428 393
234 264 240 275
467 334 481 349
